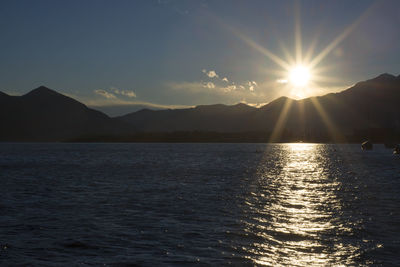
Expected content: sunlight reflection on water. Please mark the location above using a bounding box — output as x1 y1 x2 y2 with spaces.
1 143 397 265
245 143 357 266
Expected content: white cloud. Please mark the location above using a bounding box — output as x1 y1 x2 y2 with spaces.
169 80 256 97
94 89 116 99
110 87 137 98
201 68 258 93
88 98 192 109
168 79 285 105
202 69 219 78
205 82 215 89
222 85 236 92
167 72 350 105
246 81 257 91
247 81 257 87
109 87 119 93
121 90 136 98
207 70 218 78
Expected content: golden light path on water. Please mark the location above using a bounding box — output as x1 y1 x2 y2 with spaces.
243 144 359 266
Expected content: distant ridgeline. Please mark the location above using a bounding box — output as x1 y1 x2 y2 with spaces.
1 73 400 143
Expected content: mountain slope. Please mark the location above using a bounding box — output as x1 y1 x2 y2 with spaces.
1 73 399 142
117 73 400 141
0 86 128 141
117 103 258 132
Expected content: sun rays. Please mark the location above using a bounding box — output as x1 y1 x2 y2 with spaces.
222 1 378 142
224 1 378 101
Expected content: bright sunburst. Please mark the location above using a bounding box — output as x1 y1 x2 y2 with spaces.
226 0 376 100
289 65 311 87
224 1 376 143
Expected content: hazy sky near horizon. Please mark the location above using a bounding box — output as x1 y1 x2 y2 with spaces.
1 0 400 111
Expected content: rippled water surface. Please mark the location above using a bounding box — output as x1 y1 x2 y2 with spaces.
1 143 399 266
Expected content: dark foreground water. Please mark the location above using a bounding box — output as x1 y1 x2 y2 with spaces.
0 143 399 266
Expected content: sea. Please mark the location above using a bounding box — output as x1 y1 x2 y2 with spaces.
0 143 399 266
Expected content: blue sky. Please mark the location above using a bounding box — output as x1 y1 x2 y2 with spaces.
1 0 400 115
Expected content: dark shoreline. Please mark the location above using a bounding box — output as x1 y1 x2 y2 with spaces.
3 131 399 144
2 130 399 144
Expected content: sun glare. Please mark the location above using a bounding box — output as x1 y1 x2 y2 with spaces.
226 0 376 142
289 65 310 87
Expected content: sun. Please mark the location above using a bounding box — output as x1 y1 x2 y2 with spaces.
289 65 311 87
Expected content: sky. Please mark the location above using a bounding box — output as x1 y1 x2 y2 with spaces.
1 0 400 115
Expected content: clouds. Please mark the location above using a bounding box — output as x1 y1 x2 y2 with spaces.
170 66 349 106
201 68 258 94
169 77 261 102
86 97 193 117
87 85 192 116
222 85 236 92
248 81 257 91
94 87 136 100
202 69 219 78
110 87 137 98
88 98 192 110
168 79 265 107
167 67 349 108
94 89 117 99
205 82 215 89
168 67 316 106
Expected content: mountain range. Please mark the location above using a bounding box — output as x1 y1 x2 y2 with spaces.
0 86 131 141
1 73 400 142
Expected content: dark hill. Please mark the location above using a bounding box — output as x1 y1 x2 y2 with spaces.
117 103 257 132
1 74 400 142
0 86 129 141
117 73 400 142
0 91 9 98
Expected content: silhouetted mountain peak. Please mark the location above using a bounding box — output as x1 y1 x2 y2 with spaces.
260 96 294 109
273 96 294 103
373 73 396 82
19 86 92 113
37 85 51 90
136 108 156 113
192 103 255 113
233 103 250 108
195 104 226 110
0 86 125 141
25 86 59 97
351 73 398 90
231 103 256 111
